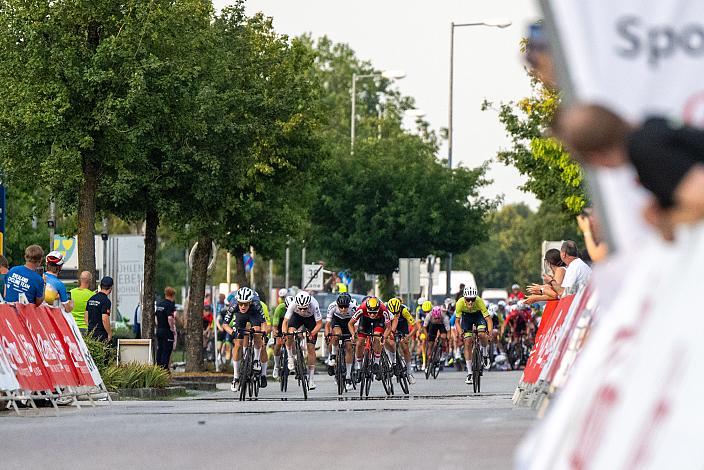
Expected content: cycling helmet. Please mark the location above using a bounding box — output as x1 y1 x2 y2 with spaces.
226 291 237 306
430 306 443 318
421 301 433 313
365 297 381 313
336 292 352 308
46 251 65 266
462 286 477 298
498 300 507 308
417 297 426 306
295 291 311 308
387 298 402 314
284 295 294 308
278 288 288 298
235 287 254 304
512 283 520 290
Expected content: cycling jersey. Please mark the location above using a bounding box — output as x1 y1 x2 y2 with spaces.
454 296 489 318
272 302 287 327
394 305 415 326
326 302 354 321
350 302 391 324
284 296 322 321
423 312 450 330
223 301 265 339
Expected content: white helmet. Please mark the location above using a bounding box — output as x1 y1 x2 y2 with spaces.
284 296 294 308
498 300 506 308
235 287 254 303
278 288 288 298
417 297 426 306
512 284 520 290
295 291 311 308
462 286 477 298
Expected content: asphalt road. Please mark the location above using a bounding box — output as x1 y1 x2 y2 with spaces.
1 369 535 470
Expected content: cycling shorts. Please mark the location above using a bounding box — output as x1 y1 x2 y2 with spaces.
427 323 447 342
460 312 487 338
287 312 318 344
396 320 410 337
233 311 262 339
358 315 385 338
330 315 352 337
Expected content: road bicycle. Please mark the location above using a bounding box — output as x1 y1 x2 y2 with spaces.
393 332 410 395
327 333 352 395
469 325 484 394
425 335 443 380
282 328 310 400
236 328 264 401
356 332 391 398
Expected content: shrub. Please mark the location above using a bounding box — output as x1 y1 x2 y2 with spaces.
102 363 171 392
83 334 115 373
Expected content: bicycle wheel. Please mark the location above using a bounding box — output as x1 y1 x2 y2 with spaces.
359 355 367 399
280 349 288 392
425 346 433 380
380 353 392 396
253 373 260 398
336 347 346 395
432 345 441 379
397 352 410 394
239 348 250 401
296 340 308 400
472 345 482 394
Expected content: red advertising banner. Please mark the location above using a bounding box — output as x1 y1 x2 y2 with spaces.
522 296 575 384
0 304 52 391
15 303 79 388
43 306 95 387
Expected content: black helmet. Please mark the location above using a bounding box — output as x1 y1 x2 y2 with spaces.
336 292 352 308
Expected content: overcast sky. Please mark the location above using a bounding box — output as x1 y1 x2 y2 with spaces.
215 0 541 208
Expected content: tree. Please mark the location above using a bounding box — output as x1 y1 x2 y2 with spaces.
484 84 587 214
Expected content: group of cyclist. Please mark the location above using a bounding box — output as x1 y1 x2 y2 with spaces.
213 283 537 394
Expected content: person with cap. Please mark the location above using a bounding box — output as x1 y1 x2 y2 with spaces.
4 244 45 306
86 276 113 342
44 251 73 312
507 284 525 304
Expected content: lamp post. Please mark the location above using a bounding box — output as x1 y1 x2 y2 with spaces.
350 70 406 155
446 19 511 296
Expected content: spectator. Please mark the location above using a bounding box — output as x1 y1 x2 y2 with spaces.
70 271 94 332
508 284 525 304
86 276 113 342
155 287 177 371
44 251 73 312
553 241 592 296
454 283 466 303
577 208 608 263
0 255 9 299
4 244 44 306
526 249 567 303
216 293 226 314
202 304 213 331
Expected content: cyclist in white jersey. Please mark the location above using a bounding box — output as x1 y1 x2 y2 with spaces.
282 291 323 390
325 293 357 387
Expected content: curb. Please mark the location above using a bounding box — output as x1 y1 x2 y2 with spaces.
116 386 187 399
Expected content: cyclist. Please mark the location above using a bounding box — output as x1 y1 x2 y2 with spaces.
222 287 265 392
455 286 493 384
449 310 462 365
508 284 525 304
386 297 417 384
349 296 391 380
216 296 232 365
416 300 432 371
282 291 323 390
423 304 450 368
325 292 357 388
271 290 291 380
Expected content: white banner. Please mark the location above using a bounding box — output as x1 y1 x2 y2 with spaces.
516 225 704 469
0 336 20 392
546 0 704 125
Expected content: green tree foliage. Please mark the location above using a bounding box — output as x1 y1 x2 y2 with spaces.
455 203 580 292
484 84 586 214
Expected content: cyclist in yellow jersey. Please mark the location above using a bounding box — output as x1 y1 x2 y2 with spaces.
386 298 418 384
454 286 494 384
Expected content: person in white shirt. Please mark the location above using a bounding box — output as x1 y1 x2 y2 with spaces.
553 240 592 296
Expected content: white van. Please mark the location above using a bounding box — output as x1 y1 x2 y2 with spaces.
481 288 508 305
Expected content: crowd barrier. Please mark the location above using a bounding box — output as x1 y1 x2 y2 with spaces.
0 302 109 414
514 225 704 468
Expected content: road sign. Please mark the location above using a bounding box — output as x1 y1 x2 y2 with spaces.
399 258 421 295
303 264 324 291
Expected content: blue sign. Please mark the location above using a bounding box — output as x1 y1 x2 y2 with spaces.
243 254 254 273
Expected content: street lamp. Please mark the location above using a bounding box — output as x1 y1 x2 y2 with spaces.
351 70 406 155
446 19 512 296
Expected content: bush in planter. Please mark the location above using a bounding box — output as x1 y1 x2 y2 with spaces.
83 334 115 373
102 363 171 392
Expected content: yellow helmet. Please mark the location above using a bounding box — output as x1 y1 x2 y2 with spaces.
421 301 432 312
387 298 402 314
365 296 381 313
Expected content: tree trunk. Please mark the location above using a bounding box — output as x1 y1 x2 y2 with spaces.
233 247 249 287
379 272 395 300
78 157 98 289
141 209 158 343
185 235 210 372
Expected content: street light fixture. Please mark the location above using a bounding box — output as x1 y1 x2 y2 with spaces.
350 69 406 154
445 19 512 296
